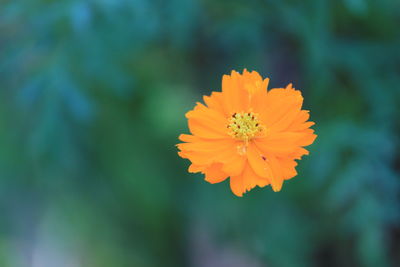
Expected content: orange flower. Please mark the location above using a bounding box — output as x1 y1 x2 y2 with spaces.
177 69 317 196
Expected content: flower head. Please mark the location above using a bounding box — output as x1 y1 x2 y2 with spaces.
177 69 317 196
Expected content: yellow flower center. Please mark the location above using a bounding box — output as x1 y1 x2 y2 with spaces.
227 112 264 143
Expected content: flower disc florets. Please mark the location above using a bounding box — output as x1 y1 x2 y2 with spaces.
227 112 263 143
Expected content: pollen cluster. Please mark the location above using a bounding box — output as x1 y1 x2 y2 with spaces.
227 112 263 143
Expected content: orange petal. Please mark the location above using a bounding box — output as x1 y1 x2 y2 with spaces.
298 131 317 147
212 142 242 164
186 103 228 139
287 110 311 131
249 142 284 191
230 174 245 197
242 161 269 191
242 162 257 191
289 147 309 160
188 120 226 139
254 131 316 157
178 134 197 143
203 92 227 116
259 87 303 129
249 78 269 113
247 143 273 180
266 154 284 192
188 164 204 173
221 71 249 113
271 101 302 132
177 138 234 152
204 163 229 184
222 154 246 176
177 139 236 165
230 161 270 197
279 159 298 180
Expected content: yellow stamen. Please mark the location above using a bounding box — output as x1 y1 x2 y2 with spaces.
227 112 264 143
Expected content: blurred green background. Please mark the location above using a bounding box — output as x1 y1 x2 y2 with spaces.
1 0 399 266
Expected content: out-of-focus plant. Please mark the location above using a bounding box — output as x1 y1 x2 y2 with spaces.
0 0 399 266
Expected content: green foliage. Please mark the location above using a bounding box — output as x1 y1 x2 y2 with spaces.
0 0 399 266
